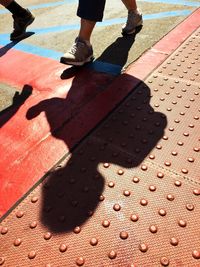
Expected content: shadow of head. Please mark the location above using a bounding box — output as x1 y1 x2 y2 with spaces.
12 84 33 105
0 84 32 128
29 74 167 233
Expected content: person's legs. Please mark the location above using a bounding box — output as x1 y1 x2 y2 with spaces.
121 0 143 35
60 0 105 66
0 0 35 40
60 19 95 66
1 0 27 15
0 0 12 6
78 18 96 43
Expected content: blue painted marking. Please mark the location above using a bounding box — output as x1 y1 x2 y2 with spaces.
0 0 76 14
0 37 62 59
89 61 122 75
12 10 191 35
0 9 191 36
99 10 192 27
142 9 192 19
30 24 79 35
27 0 77 11
0 2 62 14
0 34 121 73
0 9 192 55
139 0 200 7
0 36 121 75
0 0 199 14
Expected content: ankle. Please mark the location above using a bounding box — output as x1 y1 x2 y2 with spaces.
129 9 140 14
6 1 28 17
77 37 91 47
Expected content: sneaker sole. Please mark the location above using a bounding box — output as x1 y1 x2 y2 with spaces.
10 16 35 41
122 19 143 35
60 55 94 66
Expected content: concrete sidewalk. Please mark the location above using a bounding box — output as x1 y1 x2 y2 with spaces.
0 8 200 267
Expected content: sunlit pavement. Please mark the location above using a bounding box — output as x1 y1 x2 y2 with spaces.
0 2 200 266
0 0 200 64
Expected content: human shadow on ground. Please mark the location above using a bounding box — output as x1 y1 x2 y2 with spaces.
0 84 32 128
26 33 167 233
96 33 138 67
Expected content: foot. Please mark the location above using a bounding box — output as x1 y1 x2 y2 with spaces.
60 38 94 66
122 10 143 35
10 9 35 41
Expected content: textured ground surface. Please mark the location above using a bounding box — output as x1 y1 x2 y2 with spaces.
0 19 199 266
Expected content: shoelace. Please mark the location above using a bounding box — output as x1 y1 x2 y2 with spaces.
125 12 135 28
70 41 84 55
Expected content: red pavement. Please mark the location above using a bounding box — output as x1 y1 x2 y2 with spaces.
0 8 200 218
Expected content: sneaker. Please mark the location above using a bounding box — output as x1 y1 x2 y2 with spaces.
60 38 94 66
10 9 35 41
122 10 143 35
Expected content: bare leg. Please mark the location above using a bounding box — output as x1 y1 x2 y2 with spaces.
78 18 96 43
0 0 27 15
121 0 137 11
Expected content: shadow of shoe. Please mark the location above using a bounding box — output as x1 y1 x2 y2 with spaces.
122 24 143 36
0 32 35 57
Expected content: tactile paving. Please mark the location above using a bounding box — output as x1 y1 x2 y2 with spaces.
0 29 200 266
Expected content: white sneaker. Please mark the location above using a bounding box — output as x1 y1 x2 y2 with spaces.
60 38 94 66
122 10 143 35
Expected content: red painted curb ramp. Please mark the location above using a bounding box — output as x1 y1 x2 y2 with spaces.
0 8 199 218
